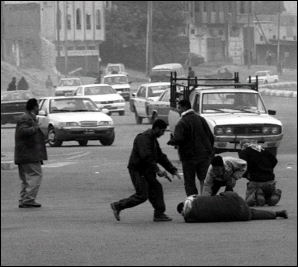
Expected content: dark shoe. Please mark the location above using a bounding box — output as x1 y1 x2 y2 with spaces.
110 203 121 221
19 202 41 208
276 210 288 219
153 214 172 222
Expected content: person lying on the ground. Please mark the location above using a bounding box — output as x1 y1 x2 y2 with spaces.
177 191 288 223
239 139 282 207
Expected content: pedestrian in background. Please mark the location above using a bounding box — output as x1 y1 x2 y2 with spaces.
7 77 17 91
167 99 214 196
202 155 247 196
15 98 47 208
45 75 53 90
239 139 282 207
177 192 288 223
188 67 195 78
17 76 29 90
111 119 182 222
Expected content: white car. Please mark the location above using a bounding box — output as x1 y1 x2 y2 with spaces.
74 84 125 116
102 74 131 101
129 82 170 124
37 96 115 147
247 70 278 84
54 77 82 96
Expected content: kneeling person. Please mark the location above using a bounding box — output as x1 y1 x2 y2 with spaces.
177 192 288 223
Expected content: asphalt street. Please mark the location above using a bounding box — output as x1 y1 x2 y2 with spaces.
1 96 297 266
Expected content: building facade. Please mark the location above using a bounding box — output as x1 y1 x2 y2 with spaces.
3 1 107 75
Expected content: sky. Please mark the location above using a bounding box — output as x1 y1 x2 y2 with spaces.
283 1 297 14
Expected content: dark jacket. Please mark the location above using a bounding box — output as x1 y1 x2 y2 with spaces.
184 192 251 222
168 110 214 160
17 78 29 90
14 111 47 164
128 129 177 175
239 147 277 182
7 81 16 91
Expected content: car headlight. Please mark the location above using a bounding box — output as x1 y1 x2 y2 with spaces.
98 121 113 126
215 127 223 135
262 127 270 134
58 122 79 128
225 127 234 134
271 127 280 134
114 99 124 103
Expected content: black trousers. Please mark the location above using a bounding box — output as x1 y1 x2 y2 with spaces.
249 208 277 220
182 158 211 196
114 168 166 217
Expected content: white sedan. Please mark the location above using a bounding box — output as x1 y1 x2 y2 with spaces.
37 96 115 147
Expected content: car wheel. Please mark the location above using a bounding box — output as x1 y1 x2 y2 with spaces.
100 131 115 146
135 112 142 124
78 140 88 146
119 111 125 116
48 126 63 147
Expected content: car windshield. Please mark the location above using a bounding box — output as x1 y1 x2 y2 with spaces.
1 91 33 101
103 76 128 85
199 92 266 114
107 66 120 73
84 86 117 95
58 79 81 86
148 85 170 97
49 98 98 113
255 72 267 76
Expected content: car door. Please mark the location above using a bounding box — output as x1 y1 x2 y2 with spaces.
37 99 50 136
75 87 83 96
135 86 147 116
156 90 170 122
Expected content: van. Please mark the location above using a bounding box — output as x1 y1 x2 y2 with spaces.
106 63 128 77
149 63 185 83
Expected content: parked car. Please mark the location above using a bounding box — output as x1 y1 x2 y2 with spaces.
1 90 34 124
74 84 125 116
105 63 128 77
54 77 82 96
129 82 170 124
204 67 233 79
37 96 115 147
147 89 171 125
102 74 131 101
247 70 278 84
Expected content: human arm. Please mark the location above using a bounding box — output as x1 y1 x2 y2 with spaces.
17 116 40 137
201 166 214 195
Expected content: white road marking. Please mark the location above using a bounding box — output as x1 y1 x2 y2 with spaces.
43 162 77 168
66 151 90 159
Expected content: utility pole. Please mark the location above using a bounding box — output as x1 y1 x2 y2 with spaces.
1 1 5 61
64 1 68 76
57 1 61 61
247 1 251 69
146 1 153 76
277 1 281 74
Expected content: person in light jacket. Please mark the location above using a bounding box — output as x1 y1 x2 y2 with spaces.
202 155 247 196
14 98 47 208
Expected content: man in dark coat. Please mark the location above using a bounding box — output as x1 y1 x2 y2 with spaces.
111 119 182 222
239 139 282 207
17 76 29 90
167 99 214 196
7 77 17 91
14 98 47 208
177 192 288 223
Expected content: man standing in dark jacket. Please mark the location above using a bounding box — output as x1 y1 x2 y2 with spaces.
177 192 288 223
239 139 282 207
17 76 29 90
7 77 17 91
15 98 47 208
167 99 214 196
111 119 182 222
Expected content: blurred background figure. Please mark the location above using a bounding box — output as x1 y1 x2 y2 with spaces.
17 77 29 90
7 77 17 91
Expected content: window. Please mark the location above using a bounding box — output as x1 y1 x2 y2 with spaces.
240 1 245 14
57 8 61 29
76 46 85 50
273 35 276 40
67 14 71 30
228 2 233 13
190 28 195 35
283 36 286 40
260 36 264 41
294 36 297 41
88 45 96 50
96 10 101 29
76 8 81 29
137 87 146 98
86 14 91 30
211 1 216 12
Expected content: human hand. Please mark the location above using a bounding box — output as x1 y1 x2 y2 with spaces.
173 171 182 180
157 169 172 182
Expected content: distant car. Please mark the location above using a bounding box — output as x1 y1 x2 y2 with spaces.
37 96 115 147
147 89 171 125
1 90 34 124
54 77 82 96
74 84 125 116
129 82 170 124
247 70 278 84
105 63 128 77
102 74 131 101
204 67 233 79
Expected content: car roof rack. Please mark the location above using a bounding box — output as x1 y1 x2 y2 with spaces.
170 72 258 108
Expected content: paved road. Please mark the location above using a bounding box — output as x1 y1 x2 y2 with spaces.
1 96 297 266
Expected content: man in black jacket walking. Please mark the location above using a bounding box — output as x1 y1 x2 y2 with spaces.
111 119 182 222
168 99 214 196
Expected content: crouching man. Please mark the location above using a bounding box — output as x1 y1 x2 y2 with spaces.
177 192 288 223
239 139 282 206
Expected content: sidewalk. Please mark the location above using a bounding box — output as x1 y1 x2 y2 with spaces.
1 152 16 170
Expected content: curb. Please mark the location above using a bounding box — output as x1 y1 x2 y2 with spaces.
259 82 297 90
259 88 297 98
1 161 17 170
